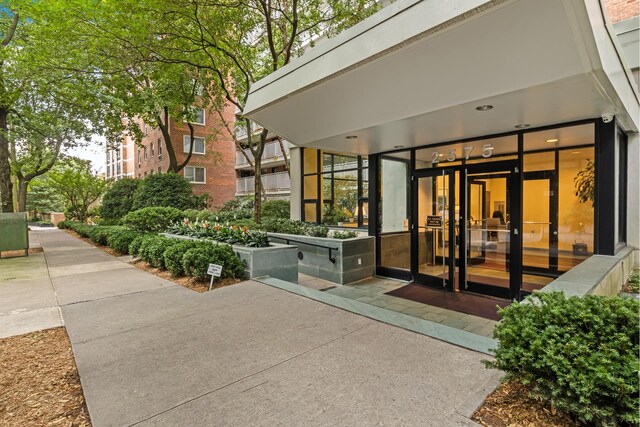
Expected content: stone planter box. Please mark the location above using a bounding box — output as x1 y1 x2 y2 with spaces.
268 232 375 285
161 233 298 283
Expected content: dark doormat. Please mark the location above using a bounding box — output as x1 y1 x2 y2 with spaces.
385 284 510 321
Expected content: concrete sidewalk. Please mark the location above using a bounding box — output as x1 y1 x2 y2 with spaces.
4 229 501 426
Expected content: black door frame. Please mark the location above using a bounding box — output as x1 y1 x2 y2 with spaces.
411 168 456 291
522 170 559 276
459 160 521 300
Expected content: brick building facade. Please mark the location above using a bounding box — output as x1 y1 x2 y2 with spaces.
106 103 237 210
604 0 638 23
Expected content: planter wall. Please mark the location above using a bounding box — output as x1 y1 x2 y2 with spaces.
268 233 375 285
161 233 298 283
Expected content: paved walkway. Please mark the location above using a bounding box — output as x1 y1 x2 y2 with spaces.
1 229 501 426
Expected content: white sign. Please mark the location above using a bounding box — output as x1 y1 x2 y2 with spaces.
207 263 223 277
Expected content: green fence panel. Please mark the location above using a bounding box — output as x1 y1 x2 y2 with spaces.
0 212 29 255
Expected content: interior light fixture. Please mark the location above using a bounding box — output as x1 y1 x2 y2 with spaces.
514 124 530 129
393 145 404 149
571 151 581 154
475 105 494 111
345 135 357 139
546 138 559 143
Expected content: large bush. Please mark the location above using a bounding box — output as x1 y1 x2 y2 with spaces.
132 173 197 211
107 228 145 254
261 200 290 219
128 234 149 256
485 292 639 426
100 178 140 220
181 243 245 281
87 226 123 246
164 240 207 277
138 235 180 268
123 206 184 233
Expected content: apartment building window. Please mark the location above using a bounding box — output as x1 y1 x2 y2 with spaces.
144 171 147 177
184 166 206 183
157 166 162 174
158 138 162 160
188 108 206 125
138 149 141 166
183 136 206 154
151 142 155 158
116 149 121 160
144 147 148 160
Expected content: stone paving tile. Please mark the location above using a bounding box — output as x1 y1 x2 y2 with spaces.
354 296 377 303
420 312 448 323
441 317 471 329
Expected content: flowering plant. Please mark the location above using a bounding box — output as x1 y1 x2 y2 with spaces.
166 219 269 247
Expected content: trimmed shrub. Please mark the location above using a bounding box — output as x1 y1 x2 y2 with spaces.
181 243 245 281
100 178 140 220
164 240 206 277
331 230 358 239
57 220 79 229
128 234 153 257
138 235 180 268
87 226 123 246
261 200 290 219
196 210 217 223
73 224 94 238
132 173 196 211
485 292 639 426
123 206 184 233
107 228 145 254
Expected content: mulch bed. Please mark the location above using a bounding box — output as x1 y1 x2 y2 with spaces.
63 229 244 293
0 247 44 258
131 260 242 293
0 328 92 427
473 380 576 427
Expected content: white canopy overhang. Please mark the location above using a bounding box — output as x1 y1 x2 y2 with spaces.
244 0 639 155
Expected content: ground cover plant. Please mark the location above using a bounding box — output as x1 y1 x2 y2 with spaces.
485 292 639 426
261 218 329 238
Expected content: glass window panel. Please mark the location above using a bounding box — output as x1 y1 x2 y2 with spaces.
304 202 317 223
322 153 333 172
184 167 195 182
523 151 555 172
558 147 594 270
303 175 318 199
360 201 369 226
195 167 205 183
380 158 409 233
184 137 205 154
303 149 318 174
523 123 594 152
333 154 357 171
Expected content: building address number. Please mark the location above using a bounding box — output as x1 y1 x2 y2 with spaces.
431 144 494 164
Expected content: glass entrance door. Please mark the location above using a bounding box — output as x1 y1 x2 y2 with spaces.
460 161 519 299
413 169 455 290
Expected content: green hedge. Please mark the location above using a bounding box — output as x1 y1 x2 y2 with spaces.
123 207 184 233
163 240 207 277
261 218 328 238
181 243 245 281
485 292 639 426
128 234 148 256
107 228 146 254
261 200 290 219
138 235 180 268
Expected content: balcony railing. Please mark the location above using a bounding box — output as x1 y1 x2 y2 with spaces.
236 171 291 195
235 140 290 167
234 121 263 142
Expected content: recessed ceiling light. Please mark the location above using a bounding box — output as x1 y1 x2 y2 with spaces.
571 151 581 154
515 124 530 129
475 105 494 111
345 135 357 139
546 138 559 143
393 145 404 148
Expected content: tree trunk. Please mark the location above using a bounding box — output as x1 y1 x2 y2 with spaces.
0 108 14 212
252 128 269 224
17 177 28 212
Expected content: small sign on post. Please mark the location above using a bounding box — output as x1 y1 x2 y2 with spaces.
426 215 443 228
207 263 223 291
